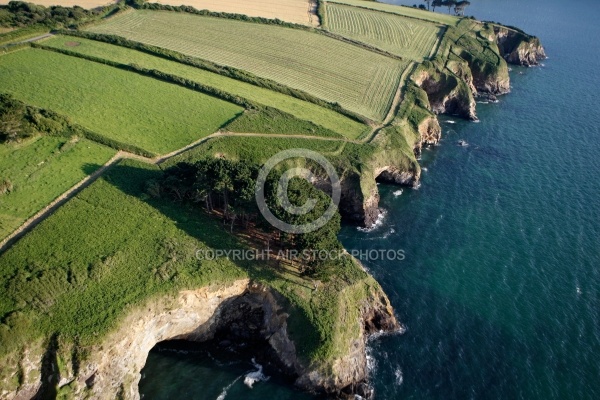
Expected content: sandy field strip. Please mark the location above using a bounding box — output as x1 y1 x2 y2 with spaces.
151 0 318 26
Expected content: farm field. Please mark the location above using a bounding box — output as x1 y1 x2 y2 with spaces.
0 159 248 355
327 3 442 60
150 0 318 26
326 0 460 26
0 136 115 240
0 0 117 7
87 10 410 121
42 36 368 139
0 48 242 155
165 135 343 167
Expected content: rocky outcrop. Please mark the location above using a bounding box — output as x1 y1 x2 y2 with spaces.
414 67 478 121
296 286 398 399
494 27 546 66
3 279 398 400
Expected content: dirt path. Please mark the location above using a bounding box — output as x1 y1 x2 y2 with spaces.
0 131 352 254
0 151 121 253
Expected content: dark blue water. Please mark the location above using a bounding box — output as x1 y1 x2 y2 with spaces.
140 0 600 398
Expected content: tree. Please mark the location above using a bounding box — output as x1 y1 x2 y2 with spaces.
0 94 34 144
266 177 341 272
443 0 457 13
423 0 431 11
432 0 443 12
454 0 471 16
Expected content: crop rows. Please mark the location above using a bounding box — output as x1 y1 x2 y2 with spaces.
88 10 410 121
326 0 460 26
327 4 442 61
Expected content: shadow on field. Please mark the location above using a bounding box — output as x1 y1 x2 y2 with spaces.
84 161 242 252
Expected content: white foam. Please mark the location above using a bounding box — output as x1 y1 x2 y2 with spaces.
243 358 270 389
216 374 244 400
357 210 387 233
394 368 404 386
393 189 403 197
422 167 428 172
445 120 456 124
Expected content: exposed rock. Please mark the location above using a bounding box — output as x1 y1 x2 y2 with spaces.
494 27 547 66
414 69 478 121
3 279 398 399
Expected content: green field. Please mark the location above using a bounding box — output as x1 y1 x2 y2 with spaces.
0 158 375 366
0 48 243 155
0 160 248 355
165 135 344 167
222 107 344 138
0 136 115 240
42 36 368 140
88 10 410 121
327 3 442 60
327 0 460 26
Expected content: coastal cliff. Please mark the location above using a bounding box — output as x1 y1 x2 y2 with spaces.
342 19 545 228
1 277 398 399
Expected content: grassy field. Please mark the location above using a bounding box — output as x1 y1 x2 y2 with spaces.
0 160 248 357
152 0 319 26
326 0 460 26
0 157 377 367
327 3 442 60
88 10 409 121
222 107 344 138
42 36 368 139
0 48 242 155
165 135 343 167
0 136 115 240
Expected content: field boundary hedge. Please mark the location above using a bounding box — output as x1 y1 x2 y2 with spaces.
32 42 256 110
58 30 371 124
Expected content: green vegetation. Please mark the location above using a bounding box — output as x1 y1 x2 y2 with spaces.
0 160 248 357
0 48 243 155
165 136 343 167
0 158 380 369
0 136 115 240
223 107 343 138
42 35 368 139
0 1 541 394
327 0 460 26
88 10 409 121
0 1 114 29
0 24 47 46
327 3 443 60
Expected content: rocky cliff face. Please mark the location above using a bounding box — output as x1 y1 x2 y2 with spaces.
336 24 545 229
494 27 547 66
3 279 398 400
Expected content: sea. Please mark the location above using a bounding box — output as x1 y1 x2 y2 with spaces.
139 0 600 398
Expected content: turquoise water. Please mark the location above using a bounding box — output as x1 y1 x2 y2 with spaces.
140 0 600 398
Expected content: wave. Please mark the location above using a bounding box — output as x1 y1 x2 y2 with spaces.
393 189 403 197
394 367 404 386
357 210 387 233
216 374 244 400
243 358 270 389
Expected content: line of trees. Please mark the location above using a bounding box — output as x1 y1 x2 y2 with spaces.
0 1 118 29
422 0 471 16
